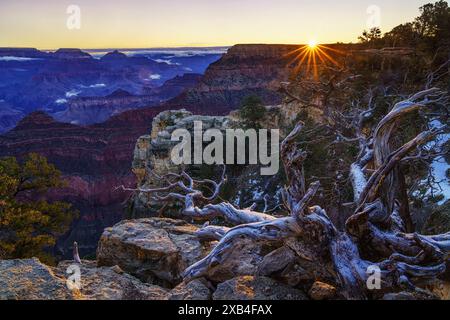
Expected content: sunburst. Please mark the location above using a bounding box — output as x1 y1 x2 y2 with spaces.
285 42 344 80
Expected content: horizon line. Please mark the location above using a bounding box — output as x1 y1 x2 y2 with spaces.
0 42 358 52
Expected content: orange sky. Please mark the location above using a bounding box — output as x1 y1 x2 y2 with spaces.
0 0 431 49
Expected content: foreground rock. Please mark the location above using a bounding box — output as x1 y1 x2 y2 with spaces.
168 279 212 300
308 281 337 300
203 239 280 283
213 276 308 300
97 218 210 287
56 261 169 300
0 258 170 300
0 258 74 300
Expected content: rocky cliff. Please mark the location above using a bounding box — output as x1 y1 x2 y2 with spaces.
166 44 298 112
129 102 304 219
0 102 24 134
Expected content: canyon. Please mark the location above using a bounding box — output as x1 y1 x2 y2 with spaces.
0 44 297 257
53 74 202 125
0 47 223 133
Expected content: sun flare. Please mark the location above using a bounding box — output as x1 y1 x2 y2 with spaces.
308 40 318 49
284 41 344 80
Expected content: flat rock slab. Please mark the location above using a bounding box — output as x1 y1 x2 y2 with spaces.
56 261 169 300
0 258 74 300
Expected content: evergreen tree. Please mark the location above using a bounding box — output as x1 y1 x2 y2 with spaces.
0 153 77 264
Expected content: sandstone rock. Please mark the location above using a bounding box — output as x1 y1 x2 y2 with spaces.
97 218 209 287
308 281 337 300
169 279 212 300
0 258 74 300
213 276 308 300
130 110 236 217
56 261 169 300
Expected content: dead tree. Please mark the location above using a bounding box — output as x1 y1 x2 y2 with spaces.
128 88 449 299
119 166 275 226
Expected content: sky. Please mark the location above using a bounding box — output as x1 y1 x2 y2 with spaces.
0 0 433 49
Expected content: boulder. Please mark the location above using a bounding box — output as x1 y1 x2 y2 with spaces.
168 279 212 300
97 218 210 287
0 258 74 300
257 241 337 288
55 261 169 300
213 276 308 300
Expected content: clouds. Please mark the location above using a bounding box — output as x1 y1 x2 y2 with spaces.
0 56 41 62
65 90 81 98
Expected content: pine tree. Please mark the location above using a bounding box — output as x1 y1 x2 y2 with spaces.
0 153 77 264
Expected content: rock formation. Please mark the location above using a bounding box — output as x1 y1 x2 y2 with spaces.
0 218 315 300
166 44 298 112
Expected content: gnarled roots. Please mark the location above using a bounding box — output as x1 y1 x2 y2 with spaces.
131 89 449 299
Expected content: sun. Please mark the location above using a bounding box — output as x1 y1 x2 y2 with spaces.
308 40 318 49
283 40 344 81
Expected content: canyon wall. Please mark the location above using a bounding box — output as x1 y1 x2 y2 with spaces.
166 44 298 111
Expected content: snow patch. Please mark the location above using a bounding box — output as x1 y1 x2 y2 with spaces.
350 163 367 202
88 83 106 88
55 99 68 104
65 90 81 98
154 59 180 66
147 74 161 80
